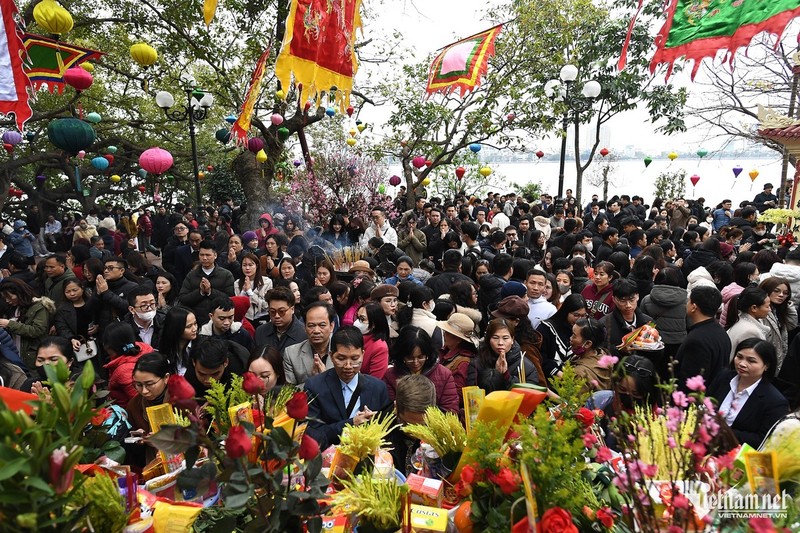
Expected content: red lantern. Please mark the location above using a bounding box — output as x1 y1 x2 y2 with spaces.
389 175 401 186
138 185 146 193
139 147 173 175
455 166 466 179
63 67 94 92
425 159 433 167
247 138 264 153
207 165 214 171
3 143 12 154
599 147 609 157
507 112 515 122
304 101 312 111
412 156 426 169
535 150 544 159
690 175 700 187
103 154 114 165
346 105 354 117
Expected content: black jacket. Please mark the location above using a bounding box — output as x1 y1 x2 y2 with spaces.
177 265 235 325
97 276 140 328
425 271 474 299
476 273 506 315
709 369 788 448
675 318 730 393
599 308 655 359
682 249 718 279
184 338 249 396
254 315 307 354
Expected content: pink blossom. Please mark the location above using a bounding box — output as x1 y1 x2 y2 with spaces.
667 526 683 533
667 437 677 449
685 375 706 392
627 434 636 442
642 463 658 477
697 424 713 445
597 355 619 369
666 407 683 433
583 432 598 447
672 493 689 510
671 390 689 407
596 447 612 463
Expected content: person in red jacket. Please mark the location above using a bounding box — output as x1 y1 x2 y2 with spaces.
355 302 390 379
102 322 154 406
581 261 618 320
382 325 459 414
137 210 153 255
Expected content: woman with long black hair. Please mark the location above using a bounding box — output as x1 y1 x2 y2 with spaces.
537 294 588 382
158 306 198 375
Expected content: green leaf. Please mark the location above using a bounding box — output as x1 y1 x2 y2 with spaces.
23 475 55 494
0 457 29 480
185 445 200 470
146 425 198 454
222 487 253 509
304 453 322 481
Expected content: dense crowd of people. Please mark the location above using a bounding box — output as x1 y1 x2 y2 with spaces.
0 180 798 472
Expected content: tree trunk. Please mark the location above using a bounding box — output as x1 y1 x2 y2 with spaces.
234 149 274 230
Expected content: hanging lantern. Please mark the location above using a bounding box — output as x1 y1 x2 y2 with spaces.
247 137 264 153
63 66 93 92
348 128 357 137
643 156 653 168
25 132 35 142
107 145 117 154
47 118 96 155
357 123 367 133
389 175 401 186
690 174 700 187
166 175 175 184
139 147 173 175
8 188 23 198
215 128 231 144
424 159 433 167
479 166 492 177
207 165 214 171
696 148 708 158
412 156 426 169
325 107 336 117
91 156 109 171
599 147 609 157
80 62 94 73
103 154 114 166
130 42 158 67
506 112 515 122
2 131 22 147
270 113 284 126
346 105 354 117
85 112 102 124
668 151 678 161
138 185 146 193
138 168 147 179
468 143 481 153
421 177 431 186
455 166 466 179
275 89 285 100
225 115 237 124
198 171 206 180
3 143 11 154
277 127 290 141
33 0 73 35
77 150 86 160
35 174 47 186
535 150 544 159
749 169 759 181
256 149 268 163
293 159 303 167
110 174 121 183
346 138 357 147
732 165 743 178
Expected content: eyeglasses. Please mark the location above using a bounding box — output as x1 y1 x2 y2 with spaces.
615 297 638 306
134 378 163 391
623 361 653 378
103 265 123 271
134 303 156 311
268 307 292 317
403 355 427 363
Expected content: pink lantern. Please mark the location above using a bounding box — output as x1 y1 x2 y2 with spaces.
412 156 426 169
248 137 264 153
270 114 284 126
690 175 700 187
138 147 173 175
389 175 401 186
63 67 94 92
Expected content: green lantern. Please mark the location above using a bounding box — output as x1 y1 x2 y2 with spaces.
277 127 290 141
47 118 96 155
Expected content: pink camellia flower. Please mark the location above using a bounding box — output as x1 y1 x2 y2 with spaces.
672 493 689 510
685 375 706 392
597 355 619 369
583 432 598 448
671 390 689 408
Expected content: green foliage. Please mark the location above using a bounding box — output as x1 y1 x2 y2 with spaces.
514 181 544 203
205 162 246 206
463 420 507 470
204 375 251 435
73 472 130 533
653 168 688 202
333 474 408 530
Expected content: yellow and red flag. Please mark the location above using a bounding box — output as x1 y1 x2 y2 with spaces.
426 24 503 98
274 0 362 108
230 48 271 146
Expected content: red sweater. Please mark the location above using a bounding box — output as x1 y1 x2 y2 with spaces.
104 342 154 406
362 333 389 380
382 363 459 414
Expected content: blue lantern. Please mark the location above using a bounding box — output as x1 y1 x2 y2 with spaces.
225 115 237 124
325 107 336 117
91 156 109 170
138 168 147 179
469 143 481 153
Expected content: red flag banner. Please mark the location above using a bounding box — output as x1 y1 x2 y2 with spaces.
426 24 503 98
22 33 105 94
645 0 800 79
0 0 33 131
274 0 362 108
230 48 271 146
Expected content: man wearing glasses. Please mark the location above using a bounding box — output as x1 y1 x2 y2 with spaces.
254 286 308 353
305 327 390 451
97 257 139 326
125 285 164 347
360 206 397 247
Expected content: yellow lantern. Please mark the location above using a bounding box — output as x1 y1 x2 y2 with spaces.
749 169 759 182
346 138 357 147
80 62 94 73
110 174 121 183
256 149 268 163
33 0 73 35
198 171 206 180
275 89 285 100
421 177 431 186
668 151 678 161
349 128 357 137
479 166 492 177
130 43 158 67
357 123 367 133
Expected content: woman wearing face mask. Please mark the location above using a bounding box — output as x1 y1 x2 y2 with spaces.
759 277 797 372
383 326 459 414
103 321 154 406
726 287 776 362
720 263 760 328
159 306 198 375
555 270 573 302
565 317 612 392
72 218 98 244
353 303 390 379
471 318 538 389
478 224 492 244
54 279 101 354
235 253 273 326
397 285 442 353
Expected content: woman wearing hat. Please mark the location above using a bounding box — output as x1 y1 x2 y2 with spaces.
438 313 478 402
471 318 539 391
348 260 376 282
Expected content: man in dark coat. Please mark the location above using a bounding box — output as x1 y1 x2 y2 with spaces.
425 250 474 299
675 286 730 393
177 240 235 326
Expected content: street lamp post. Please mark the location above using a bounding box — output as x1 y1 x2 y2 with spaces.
545 65 600 204
155 77 213 208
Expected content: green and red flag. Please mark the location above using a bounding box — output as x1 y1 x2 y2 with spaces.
426 23 503 98
22 33 104 93
631 0 800 79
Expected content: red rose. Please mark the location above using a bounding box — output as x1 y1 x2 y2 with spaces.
167 375 195 402
488 467 520 495
596 507 614 529
286 391 309 420
576 407 595 428
298 433 320 461
226 425 252 459
91 407 111 426
242 371 266 395
540 507 578 533
460 464 477 486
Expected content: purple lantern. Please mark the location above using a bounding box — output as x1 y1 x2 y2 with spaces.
389 175 401 186
138 147 174 175
732 165 743 178
35 174 47 185
2 131 22 146
293 159 303 167
247 137 265 153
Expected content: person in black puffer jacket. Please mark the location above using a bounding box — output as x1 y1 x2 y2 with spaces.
639 266 688 381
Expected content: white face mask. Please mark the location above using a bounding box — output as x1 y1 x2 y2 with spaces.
353 320 369 334
480 232 489 238
425 300 436 311
136 310 157 322
584 242 593 252
755 230 766 236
